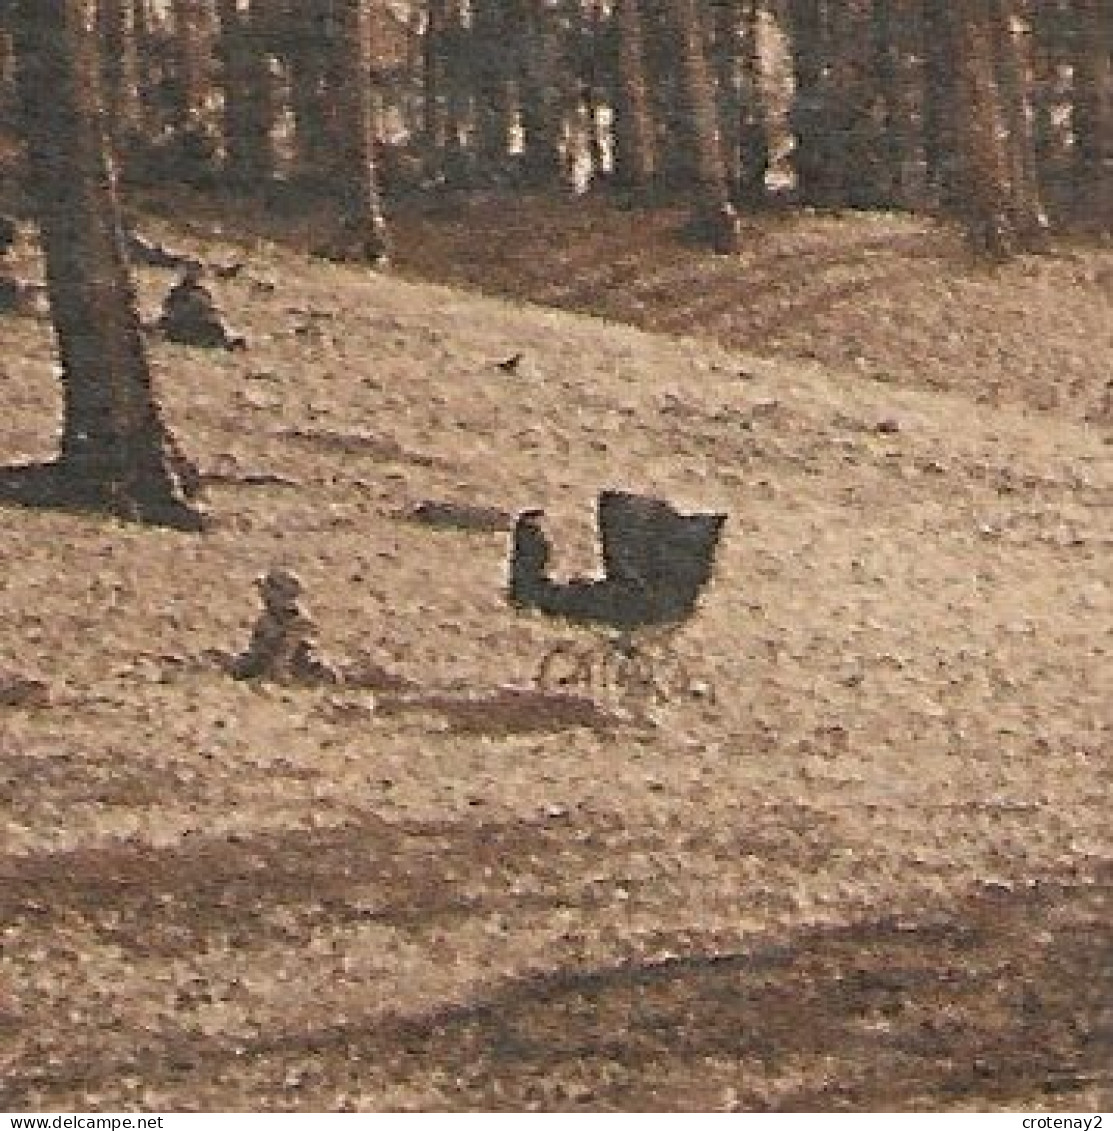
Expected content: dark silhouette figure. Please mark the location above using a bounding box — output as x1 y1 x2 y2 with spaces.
157 264 245 350
0 215 16 258
230 569 338 685
508 490 726 700
0 216 24 315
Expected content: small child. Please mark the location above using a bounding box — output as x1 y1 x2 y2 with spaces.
231 569 337 686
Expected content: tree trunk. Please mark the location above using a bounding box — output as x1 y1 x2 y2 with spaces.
439 1 472 185
633 0 685 192
327 0 390 263
286 0 333 180
921 0 961 203
8 0 201 527
736 0 770 205
131 0 161 134
708 0 742 200
580 0 611 183
0 31 11 102
216 0 275 184
988 0 1049 241
667 0 739 248
825 0 879 207
514 0 565 186
423 0 446 154
706 0 769 205
612 0 659 191
171 0 210 125
1071 0 1113 191
787 0 829 202
950 0 1016 256
470 0 515 176
96 0 144 153
870 0 911 204
1028 0 1073 190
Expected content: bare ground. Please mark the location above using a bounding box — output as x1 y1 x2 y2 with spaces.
0 200 1110 1110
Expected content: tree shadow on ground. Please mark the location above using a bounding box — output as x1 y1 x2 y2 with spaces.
2 796 1106 1110
306 868 1112 1111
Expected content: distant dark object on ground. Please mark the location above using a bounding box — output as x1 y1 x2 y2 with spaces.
0 214 16 258
226 569 411 691
157 264 246 350
212 261 247 281
496 352 523 374
511 491 726 630
230 569 338 685
509 490 727 701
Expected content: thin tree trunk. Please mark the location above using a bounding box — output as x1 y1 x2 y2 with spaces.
470 0 515 175
787 0 828 202
708 0 742 200
668 0 740 248
823 0 856 204
0 31 11 96
514 0 565 186
440 0 472 185
633 0 681 192
707 0 769 205
171 0 210 125
613 0 659 191
8 0 200 527
950 0 1016 256
423 0 446 154
988 0 1049 241
871 0 911 204
327 0 390 263
97 0 144 153
586 0 612 181
287 0 332 180
737 0 770 205
826 0 880 207
1028 0 1070 186
132 0 161 134
1071 0 1113 189
216 0 275 184
921 0 961 203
